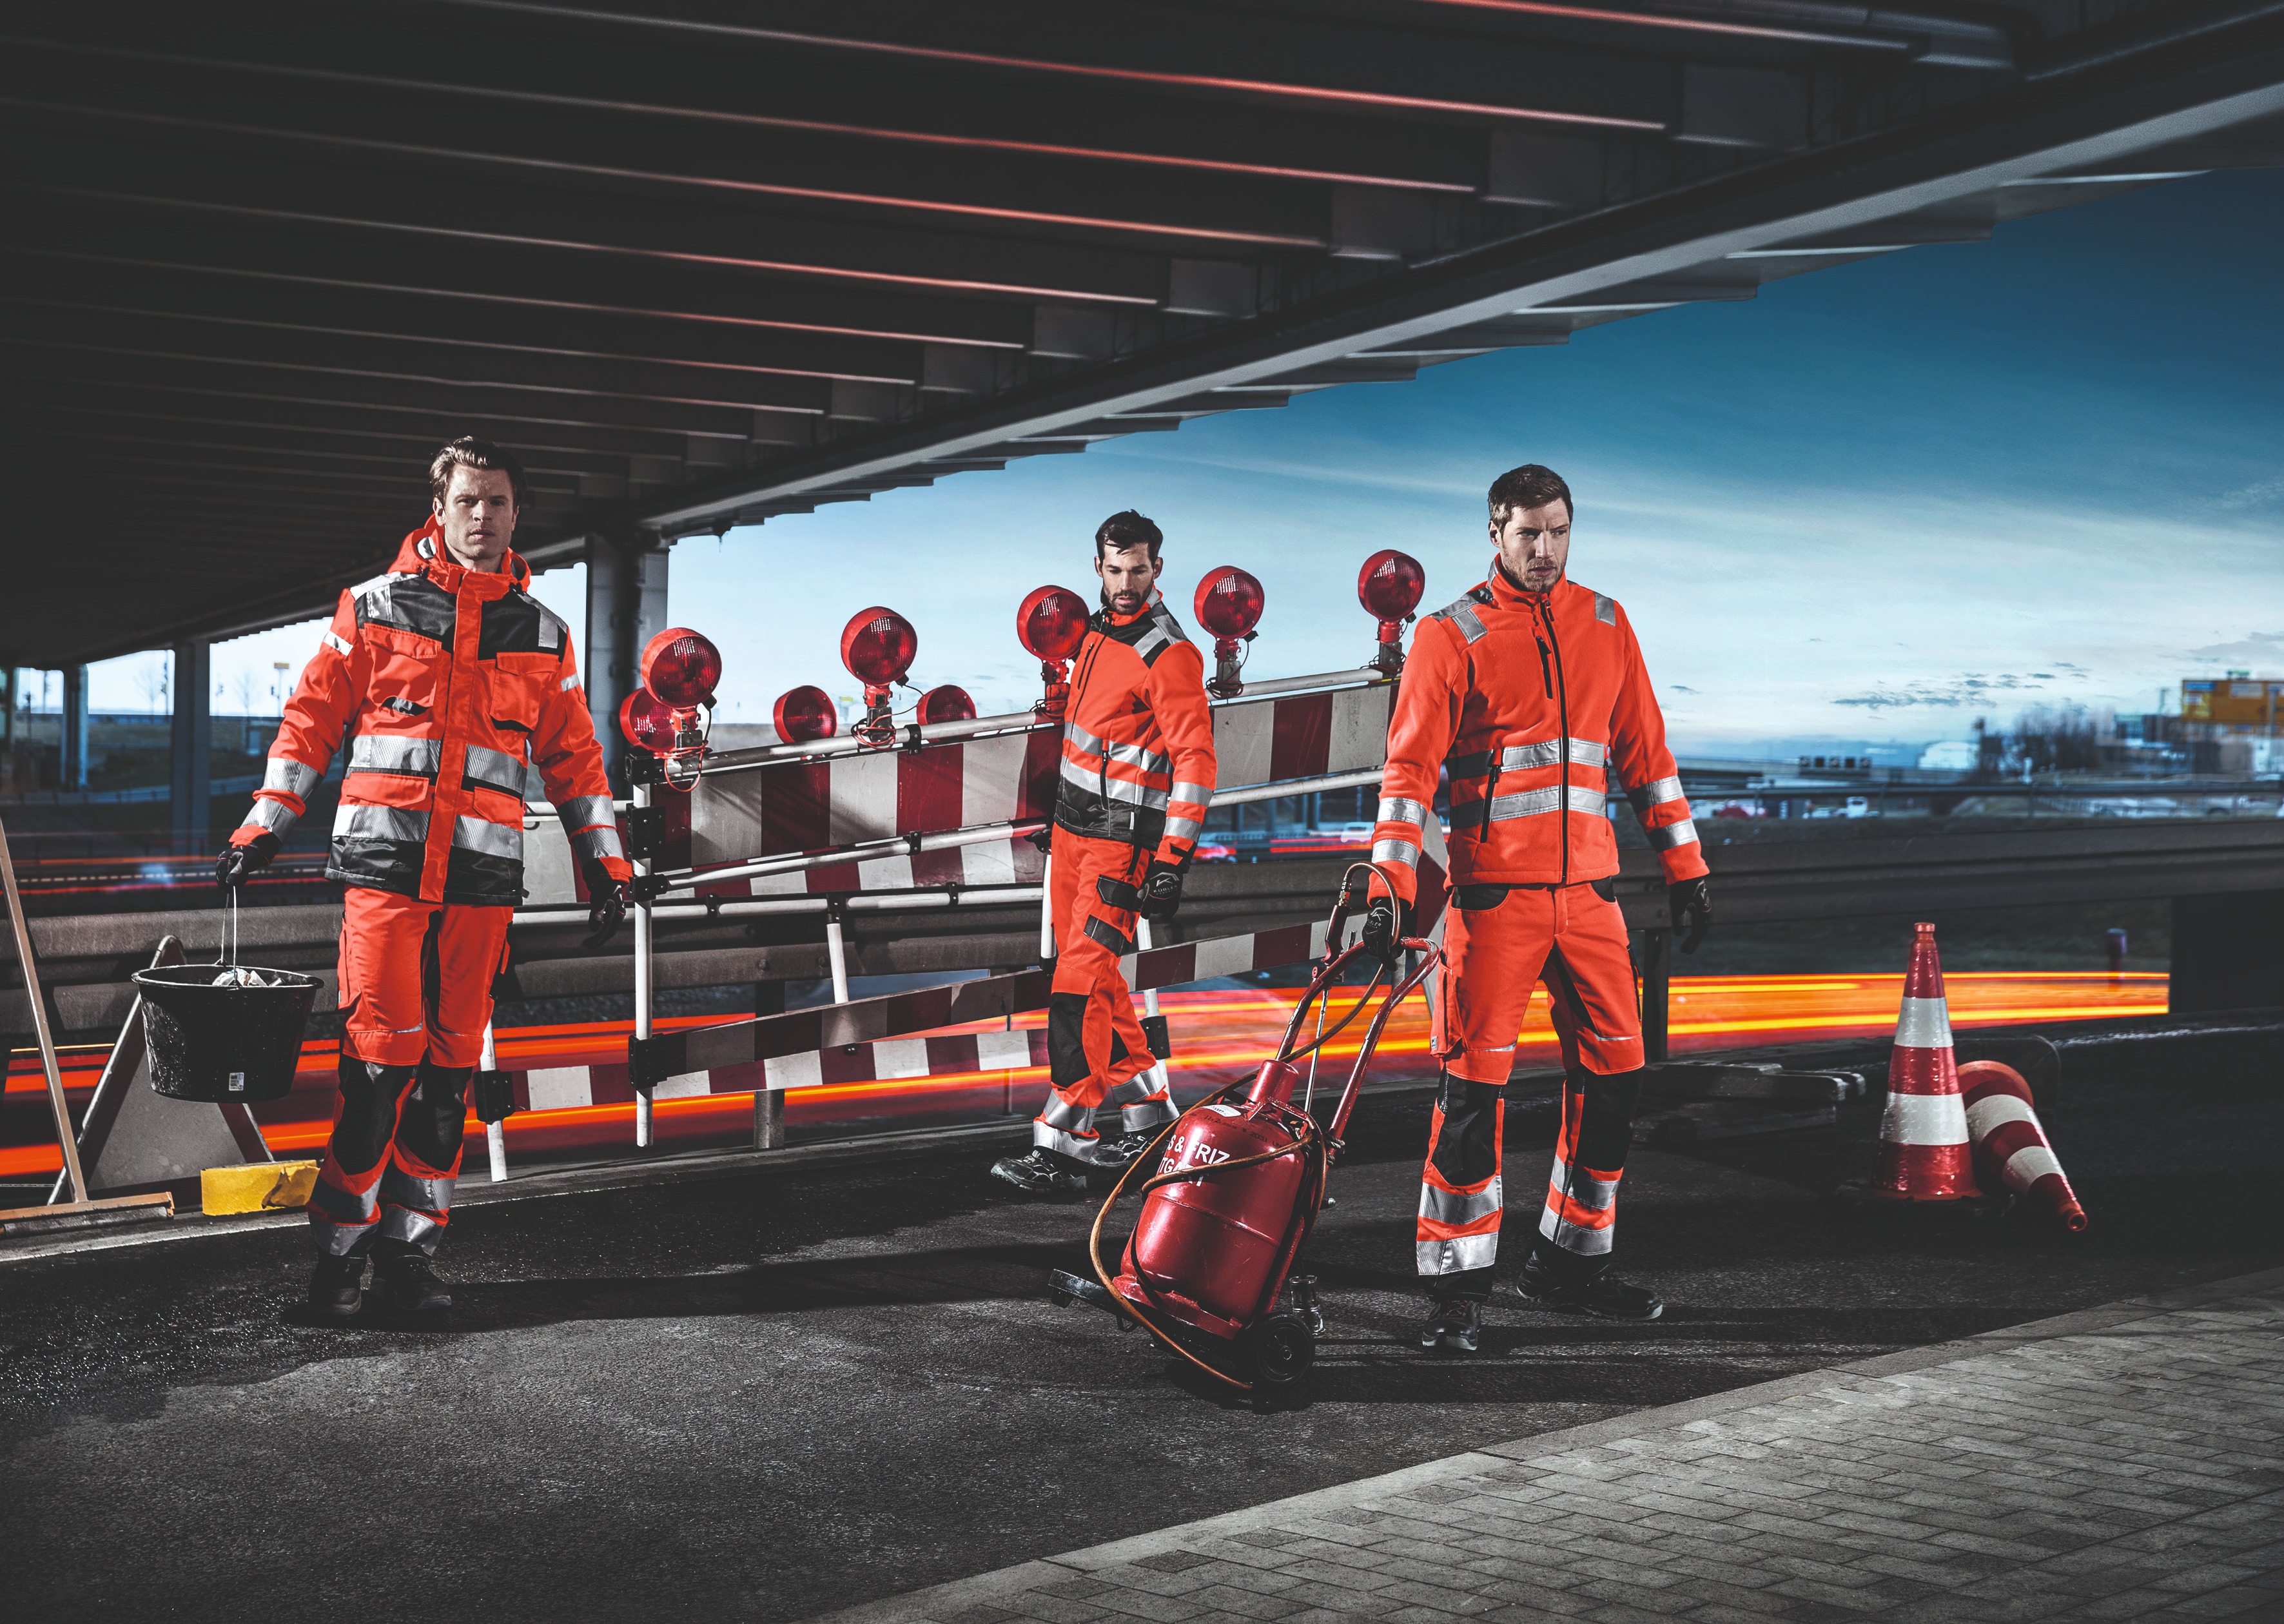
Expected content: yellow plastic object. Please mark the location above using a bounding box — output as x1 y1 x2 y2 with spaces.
200 1160 320 1216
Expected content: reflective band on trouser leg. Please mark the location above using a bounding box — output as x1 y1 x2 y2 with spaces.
1105 1068 1176 1132
1416 1073 1505 1291
1032 1090 1100 1159
1535 1059 1643 1278
1036 835 1149 1157
379 1062 471 1255
308 1056 421 1257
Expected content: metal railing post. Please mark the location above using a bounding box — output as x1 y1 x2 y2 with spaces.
1640 927 1672 1064
481 1019 508 1182
632 776 654 1149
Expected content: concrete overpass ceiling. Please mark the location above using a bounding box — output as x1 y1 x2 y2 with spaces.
3 0 2281 664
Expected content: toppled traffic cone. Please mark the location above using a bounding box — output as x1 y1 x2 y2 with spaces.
1960 1060 2089 1233
1869 923 1980 1200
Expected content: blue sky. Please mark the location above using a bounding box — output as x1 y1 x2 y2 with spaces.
117 167 2284 756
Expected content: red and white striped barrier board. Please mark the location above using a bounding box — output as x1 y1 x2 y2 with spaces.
672 679 1394 895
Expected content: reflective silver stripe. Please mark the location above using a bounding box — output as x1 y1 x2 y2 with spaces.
1416 1233 1499 1276
376 1208 446 1249
558 672 580 691
1432 593 1492 644
1171 780 1215 810
322 629 355 658
1501 739 1562 770
334 804 429 843
379 1164 455 1217
1567 738 1608 769
1063 719 1104 755
1033 1121 1100 1159
1647 817 1699 850
2002 1145 2065 1191
307 1178 377 1227
1882 1091 1968 1146
262 756 322 799
347 734 442 778
1106 1071 1169 1108
452 816 523 860
1594 592 1616 626
1569 786 1607 817
1376 797 1429 828
1965 1095 2036 1141
1107 739 1171 775
1628 776 1685 811
1478 787 1566 820
571 825 625 863
1371 837 1420 868
1894 995 1953 1050
558 795 616 834
1060 753 1167 807
462 743 527 793
1164 817 1204 842
1039 1095 1095 1132
241 798 298 835
1548 1154 1620 1213
1419 1175 1502 1227
1119 1098 1179 1132
1537 1208 1616 1255
1132 625 1172 661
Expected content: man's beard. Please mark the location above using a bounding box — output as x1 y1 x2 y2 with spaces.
1101 585 1148 611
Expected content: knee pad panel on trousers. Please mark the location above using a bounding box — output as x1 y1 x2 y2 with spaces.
1429 1073 1504 1189
398 1063 473 1173
331 1057 420 1177
1572 1066 1644 1172
1048 991 1091 1086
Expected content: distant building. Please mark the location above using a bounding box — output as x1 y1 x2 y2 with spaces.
1918 741 1978 772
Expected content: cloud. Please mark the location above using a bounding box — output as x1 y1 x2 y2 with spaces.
2183 631 2284 666
1831 673 2053 710
2212 476 2284 511
1670 684 1699 694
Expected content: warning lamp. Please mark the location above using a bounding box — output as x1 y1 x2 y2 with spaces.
1356 549 1425 676
618 688 675 754
1017 584 1088 718
772 684 838 745
917 685 977 725
631 625 722 785
1193 565 1264 699
839 605 917 747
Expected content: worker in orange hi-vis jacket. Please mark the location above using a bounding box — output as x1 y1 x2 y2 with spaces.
991 510 1216 1195
1364 464 1712 1352
215 438 632 1322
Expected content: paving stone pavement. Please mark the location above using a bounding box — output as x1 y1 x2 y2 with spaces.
817 1268 2284 1624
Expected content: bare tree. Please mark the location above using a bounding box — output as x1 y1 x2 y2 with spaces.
134 656 170 715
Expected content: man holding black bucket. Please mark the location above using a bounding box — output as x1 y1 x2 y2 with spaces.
217 438 631 1319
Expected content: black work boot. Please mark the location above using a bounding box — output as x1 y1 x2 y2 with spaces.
1093 1126 1166 1173
989 1146 1093 1194
308 1253 367 1321
1417 1296 1482 1353
1515 1255 1663 1322
371 1241 453 1311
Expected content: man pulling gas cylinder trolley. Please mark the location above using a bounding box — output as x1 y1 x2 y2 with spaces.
217 438 632 1320
1369 464 1712 1352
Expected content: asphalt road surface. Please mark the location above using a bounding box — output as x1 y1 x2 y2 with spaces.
3 1024 2278 1623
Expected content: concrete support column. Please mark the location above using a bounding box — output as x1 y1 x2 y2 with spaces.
61 665 88 790
170 640 211 851
584 534 672 785
2171 892 2283 1013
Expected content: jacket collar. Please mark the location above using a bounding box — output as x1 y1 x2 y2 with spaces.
392 519 528 598
1485 556 1567 612
1095 586 1163 630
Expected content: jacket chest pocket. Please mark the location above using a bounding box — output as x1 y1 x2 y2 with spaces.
487 652 558 736
364 625 445 717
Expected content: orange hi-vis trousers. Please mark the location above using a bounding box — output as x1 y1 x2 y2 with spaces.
1417 880 1646 1296
1033 829 1176 1160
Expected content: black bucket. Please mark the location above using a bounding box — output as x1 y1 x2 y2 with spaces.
132 963 322 1104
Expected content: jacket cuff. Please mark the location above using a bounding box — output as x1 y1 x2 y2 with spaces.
1657 843 1708 885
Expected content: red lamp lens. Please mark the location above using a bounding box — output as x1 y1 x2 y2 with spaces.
1016 585 1089 661
618 689 674 753
840 606 918 687
1357 549 1426 622
772 685 838 744
918 684 977 725
640 627 722 709
1193 565 1265 640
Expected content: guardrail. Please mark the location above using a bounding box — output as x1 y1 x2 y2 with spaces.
10 819 2281 1041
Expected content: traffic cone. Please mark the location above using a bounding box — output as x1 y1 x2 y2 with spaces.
1960 1060 2089 1232
1870 923 1980 1201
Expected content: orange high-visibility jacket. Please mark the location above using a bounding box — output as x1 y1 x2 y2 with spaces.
1054 594 1216 865
231 522 632 907
1372 567 1706 901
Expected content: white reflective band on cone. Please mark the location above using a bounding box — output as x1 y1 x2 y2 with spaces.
1966 1095 2037 1139
2004 1145 2065 1187
1881 1091 1970 1146
1893 995 1953 1049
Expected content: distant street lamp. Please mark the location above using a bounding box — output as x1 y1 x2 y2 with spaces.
273 662 289 718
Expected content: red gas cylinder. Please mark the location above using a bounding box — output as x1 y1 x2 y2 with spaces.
1117 1061 1311 1339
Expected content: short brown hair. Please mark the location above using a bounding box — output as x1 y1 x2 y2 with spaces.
1488 464 1572 526
1095 509 1162 560
429 436 528 509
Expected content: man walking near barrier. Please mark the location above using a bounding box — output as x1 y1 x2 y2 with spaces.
217 438 631 1318
991 511 1216 1193
1367 464 1712 1349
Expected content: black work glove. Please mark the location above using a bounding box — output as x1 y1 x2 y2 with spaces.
215 830 280 890
1361 897 1414 966
1669 875 1712 954
581 863 631 951
1026 823 1054 854
1137 859 1186 921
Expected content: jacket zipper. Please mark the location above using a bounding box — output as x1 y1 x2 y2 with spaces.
1068 627 1117 830
1539 601 1571 885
